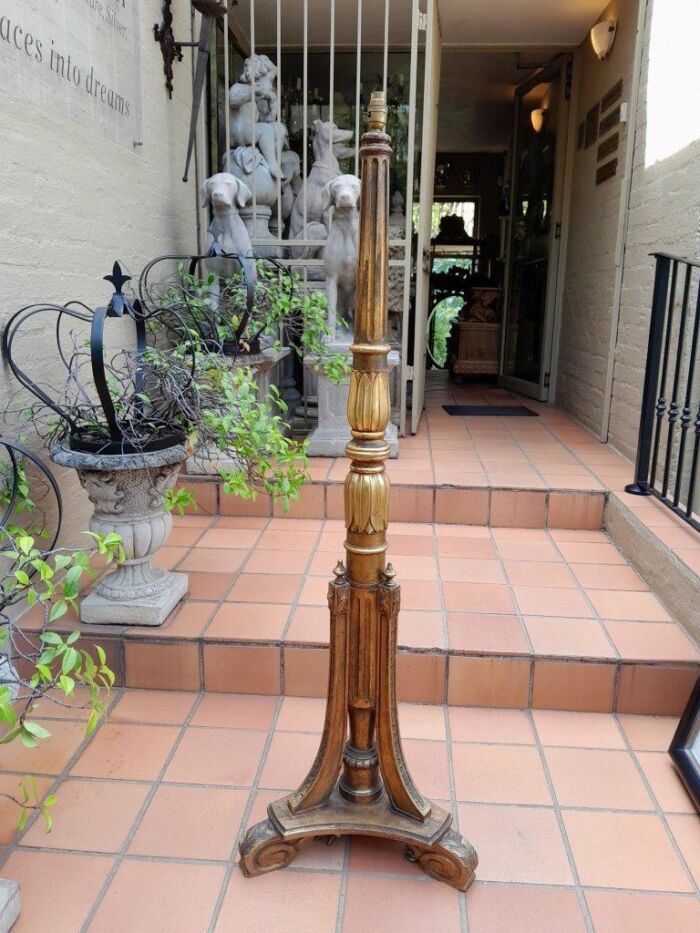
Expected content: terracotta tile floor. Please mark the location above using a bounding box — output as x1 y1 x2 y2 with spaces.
18 510 699 711
305 380 616 492
132 516 700 668
2 691 699 931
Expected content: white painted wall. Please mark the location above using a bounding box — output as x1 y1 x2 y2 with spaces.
556 0 700 460
0 0 199 543
554 0 639 437
608 0 700 458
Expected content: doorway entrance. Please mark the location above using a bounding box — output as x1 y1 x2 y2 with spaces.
501 57 572 401
407 46 575 430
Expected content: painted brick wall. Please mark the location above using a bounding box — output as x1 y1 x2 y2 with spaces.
0 1 200 544
557 0 700 460
555 0 639 438
608 0 700 458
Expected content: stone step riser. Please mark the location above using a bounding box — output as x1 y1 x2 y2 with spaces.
178 477 607 530
86 634 696 717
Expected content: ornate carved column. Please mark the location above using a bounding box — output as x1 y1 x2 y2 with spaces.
238 91 478 892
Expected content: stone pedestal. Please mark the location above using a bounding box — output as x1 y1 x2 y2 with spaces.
50 445 188 627
305 343 399 458
239 205 285 258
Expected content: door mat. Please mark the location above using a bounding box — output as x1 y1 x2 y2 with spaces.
442 405 539 417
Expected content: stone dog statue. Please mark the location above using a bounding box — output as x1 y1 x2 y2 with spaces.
289 119 354 240
322 174 361 336
228 54 286 179
201 173 253 278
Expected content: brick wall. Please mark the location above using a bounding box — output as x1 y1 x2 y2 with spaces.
554 0 639 438
608 0 700 458
0 1 200 543
557 0 700 460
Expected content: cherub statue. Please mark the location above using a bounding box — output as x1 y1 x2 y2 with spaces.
228 54 286 178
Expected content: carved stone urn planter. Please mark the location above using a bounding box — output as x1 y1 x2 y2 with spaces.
50 445 188 626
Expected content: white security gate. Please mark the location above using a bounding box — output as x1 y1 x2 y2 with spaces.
407 0 441 433
209 0 436 434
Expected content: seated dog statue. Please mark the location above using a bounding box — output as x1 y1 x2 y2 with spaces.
322 174 362 336
200 172 253 278
289 120 354 241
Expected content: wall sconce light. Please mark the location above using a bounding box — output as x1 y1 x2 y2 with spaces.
530 108 546 134
590 20 618 61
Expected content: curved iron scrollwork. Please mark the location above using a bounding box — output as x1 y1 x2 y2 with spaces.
153 1 184 99
2 261 197 456
429 264 473 308
2 246 294 458
139 247 295 362
0 438 62 568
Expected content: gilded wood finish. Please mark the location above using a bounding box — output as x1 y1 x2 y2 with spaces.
238 92 478 892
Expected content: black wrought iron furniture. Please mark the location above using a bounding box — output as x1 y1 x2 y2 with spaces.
139 246 259 357
626 253 700 532
669 675 700 812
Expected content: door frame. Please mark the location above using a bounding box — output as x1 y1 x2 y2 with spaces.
408 0 442 435
499 54 572 401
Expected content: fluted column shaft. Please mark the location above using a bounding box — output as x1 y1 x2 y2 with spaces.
339 92 392 804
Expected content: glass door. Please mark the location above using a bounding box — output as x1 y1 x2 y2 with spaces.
500 57 570 400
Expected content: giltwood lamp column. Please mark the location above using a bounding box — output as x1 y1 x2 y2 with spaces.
239 91 478 892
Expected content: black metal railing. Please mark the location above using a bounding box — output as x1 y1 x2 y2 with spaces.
626 252 700 531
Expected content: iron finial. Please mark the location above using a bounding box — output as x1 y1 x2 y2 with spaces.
104 261 131 294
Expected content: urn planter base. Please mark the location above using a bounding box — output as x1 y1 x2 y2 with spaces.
81 569 188 627
50 444 188 628
305 344 400 459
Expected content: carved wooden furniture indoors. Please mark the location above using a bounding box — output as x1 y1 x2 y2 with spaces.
449 287 502 382
238 92 478 891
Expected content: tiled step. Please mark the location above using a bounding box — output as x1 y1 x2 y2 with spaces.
178 473 607 529
19 517 699 716
606 489 700 643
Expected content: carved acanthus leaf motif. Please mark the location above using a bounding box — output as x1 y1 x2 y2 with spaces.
78 470 125 515
348 371 390 434
344 470 389 534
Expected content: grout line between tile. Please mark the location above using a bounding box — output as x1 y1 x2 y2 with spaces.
333 831 350 933
206 692 285 933
442 702 469 933
614 711 700 899
77 690 207 932
526 707 596 933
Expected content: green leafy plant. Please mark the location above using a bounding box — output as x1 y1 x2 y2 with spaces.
164 487 197 517
165 349 309 508
0 527 122 832
162 262 350 384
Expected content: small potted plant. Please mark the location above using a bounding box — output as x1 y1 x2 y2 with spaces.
2 261 308 626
